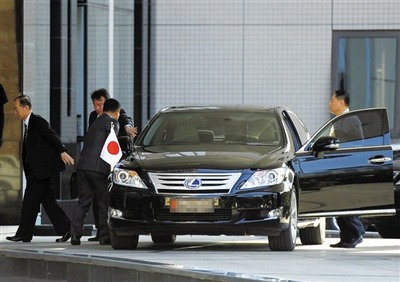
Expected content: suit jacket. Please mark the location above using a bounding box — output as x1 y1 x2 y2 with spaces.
333 115 364 142
76 113 119 176
23 113 67 180
88 108 133 137
0 84 7 146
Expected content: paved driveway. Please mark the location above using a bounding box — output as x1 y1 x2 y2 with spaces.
1 226 399 281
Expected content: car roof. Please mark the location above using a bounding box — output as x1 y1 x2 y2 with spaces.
159 105 285 113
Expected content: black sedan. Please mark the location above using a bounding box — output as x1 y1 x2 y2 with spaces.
108 106 394 251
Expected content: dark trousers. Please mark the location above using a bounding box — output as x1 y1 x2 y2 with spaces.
336 216 365 242
91 195 100 236
16 165 71 241
71 170 109 241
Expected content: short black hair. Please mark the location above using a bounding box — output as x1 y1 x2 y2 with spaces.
91 88 110 101
14 94 32 109
103 98 121 113
334 89 350 106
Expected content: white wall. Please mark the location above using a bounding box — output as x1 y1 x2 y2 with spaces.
149 0 400 134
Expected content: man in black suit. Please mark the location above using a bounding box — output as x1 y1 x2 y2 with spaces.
70 98 121 245
88 88 136 137
7 95 74 243
329 89 365 248
87 88 137 241
0 84 8 148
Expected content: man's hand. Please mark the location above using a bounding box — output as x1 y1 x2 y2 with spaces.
61 152 75 165
125 126 138 137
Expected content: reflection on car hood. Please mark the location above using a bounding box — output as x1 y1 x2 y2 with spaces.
129 145 289 171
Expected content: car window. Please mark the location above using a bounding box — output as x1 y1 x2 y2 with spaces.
284 110 310 146
142 111 283 147
310 109 389 149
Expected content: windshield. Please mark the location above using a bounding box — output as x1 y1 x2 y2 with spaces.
141 110 283 148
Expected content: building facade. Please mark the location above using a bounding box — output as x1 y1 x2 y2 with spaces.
0 0 399 224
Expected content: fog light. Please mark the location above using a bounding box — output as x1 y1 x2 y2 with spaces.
109 208 123 219
268 207 282 218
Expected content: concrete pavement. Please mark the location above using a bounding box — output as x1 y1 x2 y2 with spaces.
1 225 399 281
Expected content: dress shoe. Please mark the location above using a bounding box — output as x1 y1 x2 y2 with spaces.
99 240 111 245
342 236 363 248
88 236 99 242
6 236 23 242
56 232 71 243
6 236 30 242
71 236 81 245
330 240 345 248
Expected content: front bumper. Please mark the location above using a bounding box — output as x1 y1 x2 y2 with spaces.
108 183 292 237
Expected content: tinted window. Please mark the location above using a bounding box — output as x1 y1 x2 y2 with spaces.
142 110 283 147
312 109 389 149
285 110 310 145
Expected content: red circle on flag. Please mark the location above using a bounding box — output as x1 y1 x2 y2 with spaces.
107 141 120 155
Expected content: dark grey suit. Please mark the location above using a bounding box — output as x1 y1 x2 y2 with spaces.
71 114 119 241
88 108 133 237
333 112 365 243
89 108 132 137
333 115 364 142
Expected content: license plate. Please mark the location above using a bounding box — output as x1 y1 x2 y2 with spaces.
170 198 214 213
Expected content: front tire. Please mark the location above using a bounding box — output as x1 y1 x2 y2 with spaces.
269 189 297 251
110 229 139 250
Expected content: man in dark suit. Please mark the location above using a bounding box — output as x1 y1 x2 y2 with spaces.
88 88 136 137
329 89 365 248
0 84 8 148
87 88 137 241
7 95 74 243
331 115 364 142
70 98 121 245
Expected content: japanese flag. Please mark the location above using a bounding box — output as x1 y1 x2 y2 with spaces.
100 128 122 167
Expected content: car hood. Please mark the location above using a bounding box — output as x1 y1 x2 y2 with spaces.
125 145 290 171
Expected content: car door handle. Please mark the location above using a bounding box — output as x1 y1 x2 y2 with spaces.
368 156 392 164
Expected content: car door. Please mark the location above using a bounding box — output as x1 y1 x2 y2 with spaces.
292 108 394 217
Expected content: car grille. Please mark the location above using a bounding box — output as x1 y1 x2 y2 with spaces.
149 172 241 195
155 209 231 221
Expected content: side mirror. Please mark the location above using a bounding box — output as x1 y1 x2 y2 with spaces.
312 136 339 152
118 136 133 157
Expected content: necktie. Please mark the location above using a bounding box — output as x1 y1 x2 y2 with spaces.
24 124 28 142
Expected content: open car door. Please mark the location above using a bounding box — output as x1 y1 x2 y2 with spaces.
293 108 394 218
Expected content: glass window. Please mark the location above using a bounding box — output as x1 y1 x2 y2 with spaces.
285 110 310 146
332 31 400 137
142 110 283 149
311 109 390 149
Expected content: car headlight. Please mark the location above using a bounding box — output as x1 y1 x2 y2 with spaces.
113 167 148 189
241 168 287 189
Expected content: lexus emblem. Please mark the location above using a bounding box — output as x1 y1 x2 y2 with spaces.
184 178 202 189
